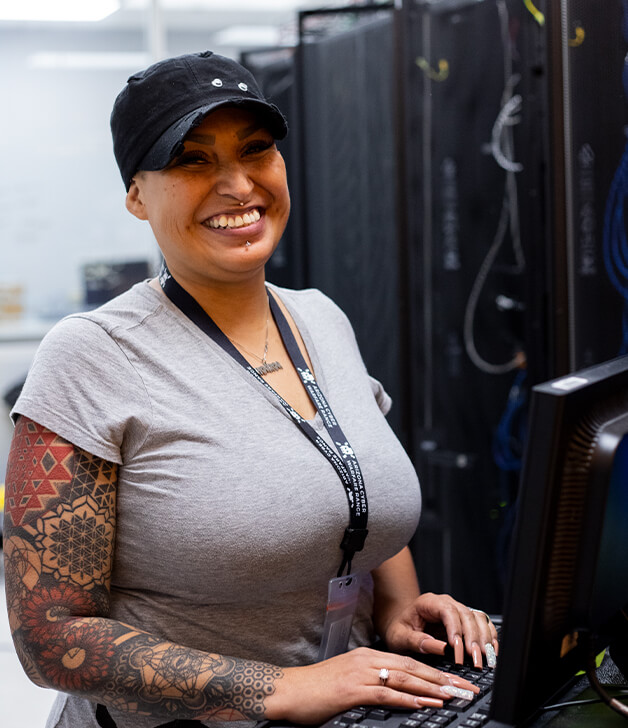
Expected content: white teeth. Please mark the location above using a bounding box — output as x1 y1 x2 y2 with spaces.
208 208 261 229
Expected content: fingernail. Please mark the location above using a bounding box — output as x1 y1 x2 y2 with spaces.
485 642 497 669
441 685 474 701
454 634 463 664
472 641 482 668
415 696 444 708
446 676 480 693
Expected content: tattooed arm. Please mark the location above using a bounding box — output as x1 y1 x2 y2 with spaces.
3 416 282 722
4 416 480 723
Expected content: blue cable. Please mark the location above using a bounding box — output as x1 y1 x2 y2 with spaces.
492 368 527 472
602 138 628 354
602 3 628 354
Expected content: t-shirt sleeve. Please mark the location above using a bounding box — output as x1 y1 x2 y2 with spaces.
286 286 395 417
11 315 151 465
369 375 392 416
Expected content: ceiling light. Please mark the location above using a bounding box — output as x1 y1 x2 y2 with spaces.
213 25 282 48
28 52 149 70
0 0 120 22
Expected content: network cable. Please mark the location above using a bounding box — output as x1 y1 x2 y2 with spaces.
492 367 527 472
463 0 525 375
602 2 628 354
602 139 628 355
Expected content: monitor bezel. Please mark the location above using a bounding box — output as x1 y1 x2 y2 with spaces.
488 355 628 726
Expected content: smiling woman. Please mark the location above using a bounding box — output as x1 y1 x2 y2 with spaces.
125 107 291 297
3 50 497 728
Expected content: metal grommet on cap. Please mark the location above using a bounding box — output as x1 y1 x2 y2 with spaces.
238 82 248 91
212 78 223 87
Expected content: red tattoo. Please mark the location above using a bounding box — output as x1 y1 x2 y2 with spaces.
38 621 116 691
5 419 74 527
21 583 98 641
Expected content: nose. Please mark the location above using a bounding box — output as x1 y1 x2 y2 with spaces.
214 161 254 203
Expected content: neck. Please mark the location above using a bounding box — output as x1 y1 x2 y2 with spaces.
155 267 271 340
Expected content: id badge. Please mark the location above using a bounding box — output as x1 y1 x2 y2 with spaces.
317 573 361 661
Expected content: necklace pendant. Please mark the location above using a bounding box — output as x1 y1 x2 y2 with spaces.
255 360 283 376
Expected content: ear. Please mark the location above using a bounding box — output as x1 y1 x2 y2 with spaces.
125 178 149 220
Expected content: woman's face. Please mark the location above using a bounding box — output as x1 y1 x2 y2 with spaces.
126 106 290 290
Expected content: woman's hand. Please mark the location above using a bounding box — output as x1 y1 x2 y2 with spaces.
382 592 499 669
264 646 479 725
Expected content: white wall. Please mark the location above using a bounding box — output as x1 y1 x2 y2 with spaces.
0 28 161 321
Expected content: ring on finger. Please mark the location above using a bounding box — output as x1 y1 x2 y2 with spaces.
379 668 390 686
470 608 490 624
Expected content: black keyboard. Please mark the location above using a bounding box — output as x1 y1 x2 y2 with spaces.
318 656 496 728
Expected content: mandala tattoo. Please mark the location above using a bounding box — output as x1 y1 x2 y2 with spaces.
5 418 284 721
105 635 283 719
28 494 114 588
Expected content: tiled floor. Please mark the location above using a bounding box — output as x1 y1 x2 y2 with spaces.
0 565 57 727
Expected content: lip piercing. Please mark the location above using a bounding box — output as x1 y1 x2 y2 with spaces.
245 241 251 247
239 202 244 206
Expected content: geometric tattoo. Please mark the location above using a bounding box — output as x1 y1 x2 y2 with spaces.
4 416 283 722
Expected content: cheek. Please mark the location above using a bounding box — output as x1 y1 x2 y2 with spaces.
271 172 290 214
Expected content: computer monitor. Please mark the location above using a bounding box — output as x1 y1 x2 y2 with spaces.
489 355 628 726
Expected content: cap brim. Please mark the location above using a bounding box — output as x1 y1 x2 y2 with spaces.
137 98 288 173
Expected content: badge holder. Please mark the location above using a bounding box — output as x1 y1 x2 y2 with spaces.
318 573 361 661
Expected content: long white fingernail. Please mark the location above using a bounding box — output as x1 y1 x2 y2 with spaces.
441 685 474 701
485 642 497 668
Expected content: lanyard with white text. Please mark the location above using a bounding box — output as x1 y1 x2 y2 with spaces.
159 266 368 576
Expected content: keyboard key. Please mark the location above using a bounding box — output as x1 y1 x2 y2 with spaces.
410 709 436 719
340 711 366 723
367 709 391 721
446 698 474 712
460 720 482 728
437 710 457 720
469 713 489 725
400 720 423 728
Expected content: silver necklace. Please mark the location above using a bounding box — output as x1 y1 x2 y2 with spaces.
228 311 283 376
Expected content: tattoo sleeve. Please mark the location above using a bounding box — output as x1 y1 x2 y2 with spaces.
3 416 283 722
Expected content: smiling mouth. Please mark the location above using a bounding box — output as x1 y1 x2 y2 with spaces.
205 208 262 230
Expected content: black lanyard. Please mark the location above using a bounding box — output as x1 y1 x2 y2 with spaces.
158 266 368 576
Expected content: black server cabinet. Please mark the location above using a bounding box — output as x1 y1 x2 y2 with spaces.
297 8 407 442
518 0 628 384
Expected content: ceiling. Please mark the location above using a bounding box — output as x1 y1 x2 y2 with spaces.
0 0 375 64
0 0 332 49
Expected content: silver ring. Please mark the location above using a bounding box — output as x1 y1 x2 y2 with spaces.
470 608 491 624
378 667 390 685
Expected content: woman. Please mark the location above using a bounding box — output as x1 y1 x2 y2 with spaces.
3 52 498 728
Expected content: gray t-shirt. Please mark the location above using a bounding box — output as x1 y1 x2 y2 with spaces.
13 281 421 728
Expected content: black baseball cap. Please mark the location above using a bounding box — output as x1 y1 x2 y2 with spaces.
110 51 289 190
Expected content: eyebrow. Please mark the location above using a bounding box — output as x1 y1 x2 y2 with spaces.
237 122 263 140
184 123 265 147
185 132 216 145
